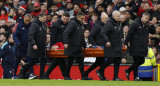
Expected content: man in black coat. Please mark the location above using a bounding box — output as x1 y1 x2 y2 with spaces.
19 12 47 79
63 12 91 80
85 12 108 80
124 13 151 81
96 11 123 81
44 12 70 79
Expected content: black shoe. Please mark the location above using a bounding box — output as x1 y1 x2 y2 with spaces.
113 78 123 81
96 69 108 80
81 77 93 80
18 71 25 79
64 76 73 80
125 69 130 80
134 77 142 81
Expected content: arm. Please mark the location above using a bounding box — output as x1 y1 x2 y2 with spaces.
13 24 21 47
88 25 99 46
50 24 58 46
124 22 137 45
63 22 75 45
28 23 37 46
0 46 8 59
100 22 111 43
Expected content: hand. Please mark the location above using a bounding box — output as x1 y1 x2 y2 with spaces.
21 60 26 66
106 42 111 47
33 45 38 50
121 58 126 64
64 44 68 49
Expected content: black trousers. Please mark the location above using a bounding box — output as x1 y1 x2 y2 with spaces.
66 56 86 77
127 56 145 79
99 57 121 79
44 58 66 77
22 58 47 77
85 57 105 75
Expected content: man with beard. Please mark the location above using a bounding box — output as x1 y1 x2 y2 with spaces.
31 2 41 16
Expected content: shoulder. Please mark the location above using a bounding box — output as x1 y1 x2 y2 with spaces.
1 42 8 50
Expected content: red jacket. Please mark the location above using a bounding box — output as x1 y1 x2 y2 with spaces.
31 10 41 16
53 42 64 49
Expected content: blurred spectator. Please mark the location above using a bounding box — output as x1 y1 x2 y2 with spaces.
58 0 67 10
94 0 103 8
65 1 74 17
0 7 8 22
40 3 48 14
81 2 89 15
17 5 26 22
0 19 6 26
46 13 52 27
51 13 58 24
50 4 58 15
73 4 81 16
13 0 20 9
88 5 95 16
125 10 134 25
106 4 113 18
113 0 125 10
31 2 41 16
120 14 129 28
8 8 17 20
84 29 92 48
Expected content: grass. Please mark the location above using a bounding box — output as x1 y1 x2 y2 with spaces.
0 79 159 86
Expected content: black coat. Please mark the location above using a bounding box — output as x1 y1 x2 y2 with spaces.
124 18 150 57
63 17 86 57
89 20 104 46
13 20 31 57
27 18 47 58
101 18 122 58
50 19 68 46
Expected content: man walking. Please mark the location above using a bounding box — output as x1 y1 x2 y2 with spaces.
96 11 123 81
124 13 151 81
63 12 91 80
19 12 47 79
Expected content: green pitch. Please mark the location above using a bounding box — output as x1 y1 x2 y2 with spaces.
0 79 159 86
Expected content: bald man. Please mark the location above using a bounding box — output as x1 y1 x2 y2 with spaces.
96 11 123 81
85 12 109 80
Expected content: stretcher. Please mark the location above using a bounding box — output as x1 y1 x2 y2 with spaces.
47 47 127 58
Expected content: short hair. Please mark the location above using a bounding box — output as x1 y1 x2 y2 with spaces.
62 12 70 17
24 14 32 19
38 12 47 17
76 11 85 17
52 13 58 17
91 13 98 17
7 18 16 24
142 12 150 17
0 33 8 41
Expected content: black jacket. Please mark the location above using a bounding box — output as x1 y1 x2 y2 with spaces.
27 18 47 58
88 20 104 46
50 19 68 46
63 17 86 57
101 18 122 58
124 18 151 57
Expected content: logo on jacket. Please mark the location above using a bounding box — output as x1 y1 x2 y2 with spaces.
39 28 42 30
22 27 25 29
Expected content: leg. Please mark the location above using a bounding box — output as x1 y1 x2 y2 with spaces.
132 56 145 79
77 57 85 77
19 58 38 79
26 56 34 74
57 58 67 77
85 57 105 75
97 57 114 80
39 58 47 78
44 58 58 77
13 57 22 77
113 57 121 80
66 56 74 77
